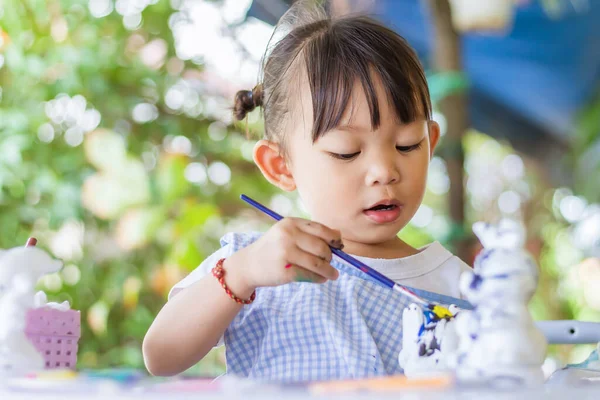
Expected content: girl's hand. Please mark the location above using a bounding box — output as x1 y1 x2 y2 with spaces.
226 218 343 291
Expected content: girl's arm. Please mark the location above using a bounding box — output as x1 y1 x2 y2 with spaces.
143 218 341 376
142 251 253 376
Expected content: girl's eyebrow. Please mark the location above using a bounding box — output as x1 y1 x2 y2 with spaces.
336 119 413 133
334 124 369 133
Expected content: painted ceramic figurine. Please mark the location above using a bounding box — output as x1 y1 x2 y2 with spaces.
454 219 547 385
398 303 461 376
400 219 548 385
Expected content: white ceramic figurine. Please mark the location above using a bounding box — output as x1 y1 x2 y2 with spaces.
399 219 547 386
0 243 63 376
453 219 547 385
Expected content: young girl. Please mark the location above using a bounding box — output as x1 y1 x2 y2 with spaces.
143 4 472 382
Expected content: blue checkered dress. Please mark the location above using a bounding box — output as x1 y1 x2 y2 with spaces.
220 232 472 382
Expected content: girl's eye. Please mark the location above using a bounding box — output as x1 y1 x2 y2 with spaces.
329 151 361 160
396 143 422 153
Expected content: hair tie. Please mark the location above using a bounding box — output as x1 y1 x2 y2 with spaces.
252 85 264 108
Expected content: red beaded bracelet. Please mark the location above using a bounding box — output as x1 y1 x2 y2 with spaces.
212 258 256 305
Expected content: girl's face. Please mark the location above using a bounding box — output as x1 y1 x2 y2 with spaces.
284 73 439 254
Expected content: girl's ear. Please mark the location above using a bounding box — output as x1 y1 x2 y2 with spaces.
427 121 441 158
253 140 296 191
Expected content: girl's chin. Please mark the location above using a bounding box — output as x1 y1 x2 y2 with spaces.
342 227 405 247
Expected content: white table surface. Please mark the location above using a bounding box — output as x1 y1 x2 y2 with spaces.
1 386 600 400
1 369 599 400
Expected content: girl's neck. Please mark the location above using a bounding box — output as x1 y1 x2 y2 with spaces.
340 236 420 259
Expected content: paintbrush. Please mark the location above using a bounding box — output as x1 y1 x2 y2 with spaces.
240 194 453 318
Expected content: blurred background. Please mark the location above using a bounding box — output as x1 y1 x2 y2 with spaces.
0 0 599 376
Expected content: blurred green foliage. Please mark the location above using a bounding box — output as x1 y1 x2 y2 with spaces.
0 0 278 375
572 92 600 202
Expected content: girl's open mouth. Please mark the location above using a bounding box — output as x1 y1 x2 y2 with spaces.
363 202 402 224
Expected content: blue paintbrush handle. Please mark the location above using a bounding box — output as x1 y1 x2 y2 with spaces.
241 195 396 288
241 195 283 222
242 195 455 315
330 247 395 289
240 194 435 308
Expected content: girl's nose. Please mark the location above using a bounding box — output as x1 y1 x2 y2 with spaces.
365 155 400 186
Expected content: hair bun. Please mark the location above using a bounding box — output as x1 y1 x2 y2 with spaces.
233 85 264 120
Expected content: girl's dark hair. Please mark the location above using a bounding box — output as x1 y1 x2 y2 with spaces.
234 85 263 121
233 2 431 146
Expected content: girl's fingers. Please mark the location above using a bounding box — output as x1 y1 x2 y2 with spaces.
285 265 327 284
294 229 333 262
292 218 343 249
286 245 339 281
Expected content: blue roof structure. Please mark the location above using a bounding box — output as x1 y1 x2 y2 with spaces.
247 0 600 149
